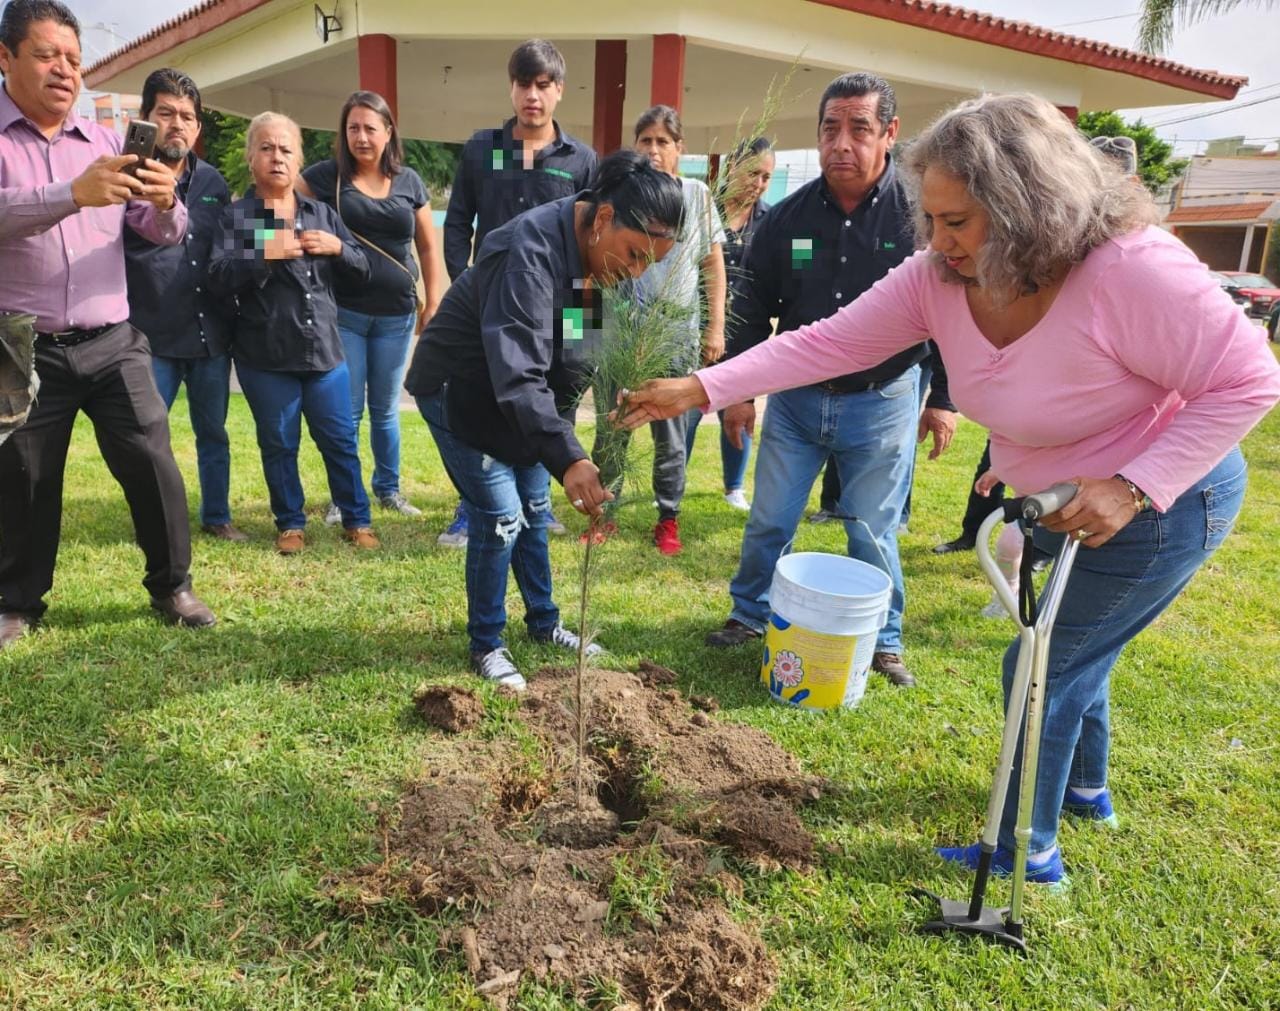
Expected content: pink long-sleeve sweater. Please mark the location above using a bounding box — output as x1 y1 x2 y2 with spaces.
698 226 1280 510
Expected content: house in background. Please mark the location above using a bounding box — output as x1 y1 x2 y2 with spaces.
1164 153 1280 280
85 0 1245 158
91 93 141 133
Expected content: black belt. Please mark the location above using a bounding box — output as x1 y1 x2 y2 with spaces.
35 323 117 348
817 376 892 395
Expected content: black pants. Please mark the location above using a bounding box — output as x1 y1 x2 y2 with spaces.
0 322 192 618
959 438 1005 539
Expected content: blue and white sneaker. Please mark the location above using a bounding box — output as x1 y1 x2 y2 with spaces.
935 841 1068 887
546 510 567 536
1063 787 1120 829
541 624 604 658
437 504 468 548
471 647 527 692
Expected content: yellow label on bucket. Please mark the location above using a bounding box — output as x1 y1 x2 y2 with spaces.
762 621 858 709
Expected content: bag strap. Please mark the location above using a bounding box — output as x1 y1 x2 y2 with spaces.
336 174 418 284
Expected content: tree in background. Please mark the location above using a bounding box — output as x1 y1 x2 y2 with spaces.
1137 0 1277 52
200 109 461 198
1076 110 1188 193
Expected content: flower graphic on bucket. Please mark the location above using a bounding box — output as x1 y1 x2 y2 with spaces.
772 649 805 688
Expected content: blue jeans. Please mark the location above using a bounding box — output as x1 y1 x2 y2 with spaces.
151 353 232 526
684 408 752 493
999 447 1247 853
417 390 558 655
729 371 919 653
235 361 371 530
899 359 933 528
337 307 416 499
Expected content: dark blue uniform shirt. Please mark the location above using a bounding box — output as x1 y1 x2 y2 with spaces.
406 194 598 480
730 156 951 407
443 119 596 281
124 153 231 358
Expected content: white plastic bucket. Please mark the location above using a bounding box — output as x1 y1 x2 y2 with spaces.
760 552 892 710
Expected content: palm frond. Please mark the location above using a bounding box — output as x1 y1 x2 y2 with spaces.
1136 0 1270 53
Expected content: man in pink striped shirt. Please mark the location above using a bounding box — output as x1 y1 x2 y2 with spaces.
0 0 215 649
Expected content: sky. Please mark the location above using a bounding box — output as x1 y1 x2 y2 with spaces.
66 0 1278 155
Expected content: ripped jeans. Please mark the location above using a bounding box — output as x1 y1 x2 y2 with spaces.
417 390 559 654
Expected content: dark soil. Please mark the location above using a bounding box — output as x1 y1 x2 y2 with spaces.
336 665 824 1009
413 684 487 733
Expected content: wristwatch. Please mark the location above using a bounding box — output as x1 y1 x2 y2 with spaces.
1114 474 1152 512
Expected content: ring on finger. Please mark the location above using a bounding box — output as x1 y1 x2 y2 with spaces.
572 498 585 509
1075 528 1091 541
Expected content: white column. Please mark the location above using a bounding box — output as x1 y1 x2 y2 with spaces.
1239 224 1256 271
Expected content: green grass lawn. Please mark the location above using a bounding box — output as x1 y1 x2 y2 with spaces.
2 377 1277 1010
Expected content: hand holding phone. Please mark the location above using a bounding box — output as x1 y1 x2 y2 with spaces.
120 120 158 180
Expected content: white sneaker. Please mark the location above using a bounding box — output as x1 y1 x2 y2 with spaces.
323 501 342 526
379 492 422 517
547 624 604 658
472 647 527 691
546 512 567 536
724 489 750 511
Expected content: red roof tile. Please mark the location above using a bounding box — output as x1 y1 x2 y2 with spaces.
86 0 1248 101
810 0 1245 99
1166 201 1273 224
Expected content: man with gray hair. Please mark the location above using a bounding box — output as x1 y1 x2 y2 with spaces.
0 0 216 649
125 68 244 542
705 72 957 688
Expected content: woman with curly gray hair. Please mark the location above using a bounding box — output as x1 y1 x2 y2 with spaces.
617 92 1280 884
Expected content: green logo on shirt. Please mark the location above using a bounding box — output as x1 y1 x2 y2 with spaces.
543 167 573 180
791 237 815 269
881 240 896 250
200 195 220 204
491 149 506 171
562 307 585 341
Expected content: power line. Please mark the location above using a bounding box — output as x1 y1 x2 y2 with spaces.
1149 92 1280 127
1051 12 1141 29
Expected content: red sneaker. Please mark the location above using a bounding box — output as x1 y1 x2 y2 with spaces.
579 520 618 546
653 517 682 555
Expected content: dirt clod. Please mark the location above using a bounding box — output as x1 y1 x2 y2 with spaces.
337 667 823 1009
413 684 485 733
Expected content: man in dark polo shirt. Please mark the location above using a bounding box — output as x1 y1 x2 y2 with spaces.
706 72 957 689
438 38 596 547
125 68 244 542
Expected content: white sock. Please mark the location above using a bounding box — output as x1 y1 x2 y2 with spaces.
1069 785 1106 799
1028 845 1058 864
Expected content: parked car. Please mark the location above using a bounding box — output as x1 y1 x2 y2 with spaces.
1209 271 1255 312
1219 271 1280 320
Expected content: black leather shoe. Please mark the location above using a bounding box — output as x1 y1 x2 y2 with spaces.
932 535 976 555
0 612 34 650
151 589 217 628
202 522 250 542
872 651 916 688
705 619 762 647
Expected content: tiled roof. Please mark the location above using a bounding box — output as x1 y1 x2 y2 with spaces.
812 0 1246 99
86 0 1248 101
1165 201 1274 224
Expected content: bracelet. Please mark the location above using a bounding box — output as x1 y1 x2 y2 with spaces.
1114 474 1151 512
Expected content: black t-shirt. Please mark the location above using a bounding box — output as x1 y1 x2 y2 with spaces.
302 159 428 316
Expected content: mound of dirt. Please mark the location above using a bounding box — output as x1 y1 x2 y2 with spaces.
414 684 486 733
336 666 824 1009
